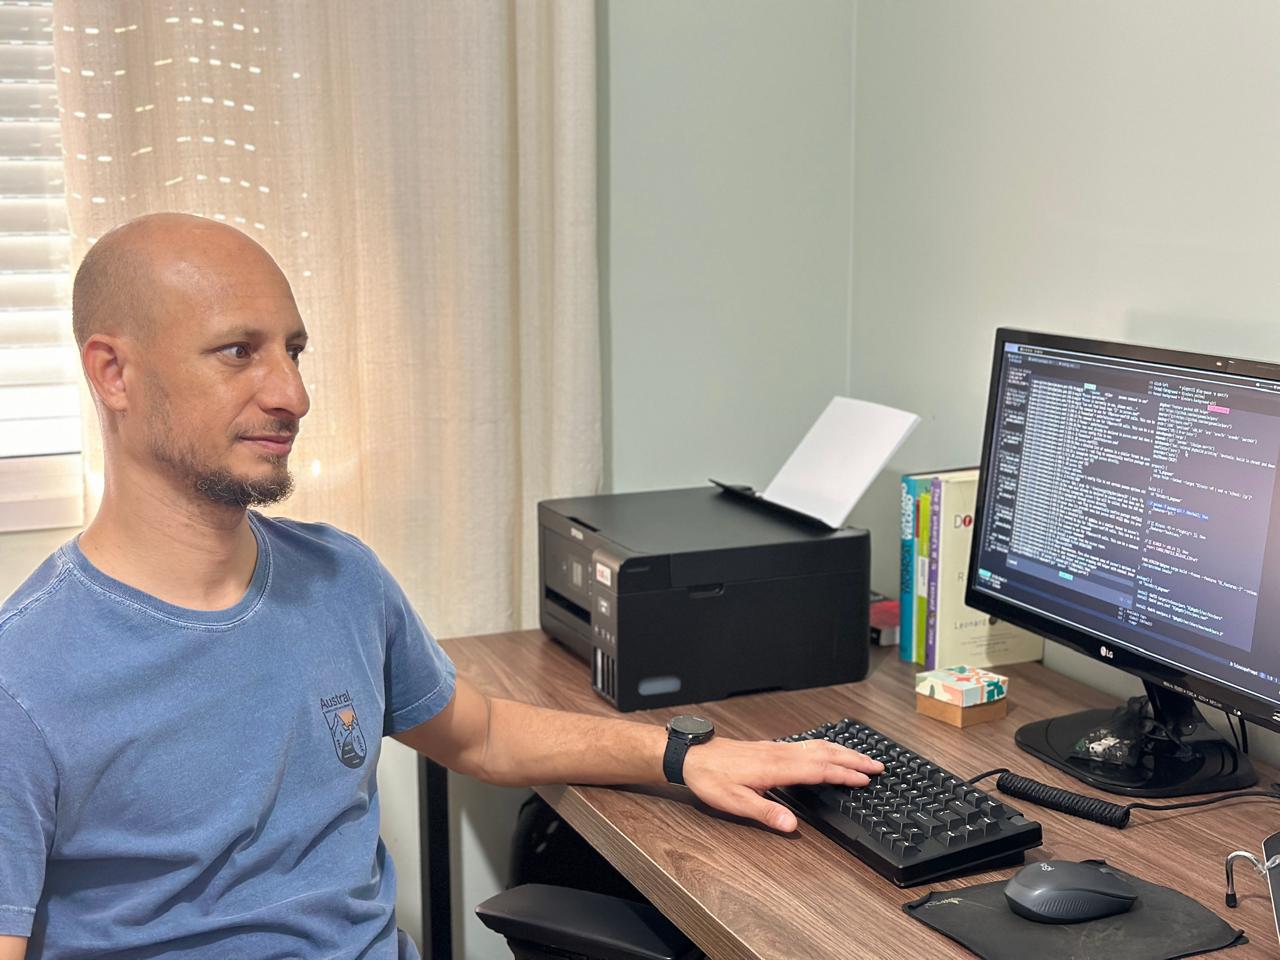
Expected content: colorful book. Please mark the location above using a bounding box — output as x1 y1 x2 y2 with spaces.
899 478 915 660
913 486 931 664
928 469 1044 669
898 475 932 661
925 474 943 669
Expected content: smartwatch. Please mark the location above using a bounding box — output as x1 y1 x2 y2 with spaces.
663 715 715 785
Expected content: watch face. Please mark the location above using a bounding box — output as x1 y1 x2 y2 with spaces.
669 715 714 738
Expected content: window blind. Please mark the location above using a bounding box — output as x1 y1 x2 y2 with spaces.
0 0 82 532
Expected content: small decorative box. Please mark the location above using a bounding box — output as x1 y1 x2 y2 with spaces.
915 665 1008 707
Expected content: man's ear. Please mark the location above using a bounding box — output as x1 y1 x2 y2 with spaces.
82 335 130 413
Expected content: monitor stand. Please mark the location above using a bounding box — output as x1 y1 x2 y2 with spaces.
1015 680 1257 798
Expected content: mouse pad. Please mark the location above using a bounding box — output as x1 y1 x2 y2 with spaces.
903 860 1246 960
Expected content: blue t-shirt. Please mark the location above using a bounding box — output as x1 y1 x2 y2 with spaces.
0 513 456 959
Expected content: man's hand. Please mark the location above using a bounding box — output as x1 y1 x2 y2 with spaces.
681 738 884 832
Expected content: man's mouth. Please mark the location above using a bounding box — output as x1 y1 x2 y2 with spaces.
240 434 295 456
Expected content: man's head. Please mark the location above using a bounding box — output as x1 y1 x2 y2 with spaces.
73 213 310 509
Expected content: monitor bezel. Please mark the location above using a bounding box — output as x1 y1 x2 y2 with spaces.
964 327 1280 736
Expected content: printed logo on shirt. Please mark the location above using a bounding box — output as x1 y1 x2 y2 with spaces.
320 690 367 769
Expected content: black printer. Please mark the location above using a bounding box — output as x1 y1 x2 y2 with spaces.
537 486 871 711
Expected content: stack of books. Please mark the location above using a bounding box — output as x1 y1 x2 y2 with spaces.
899 467 1043 669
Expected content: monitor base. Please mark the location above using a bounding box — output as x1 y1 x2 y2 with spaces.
1015 683 1257 798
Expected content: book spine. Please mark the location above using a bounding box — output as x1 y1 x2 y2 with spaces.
926 476 942 670
899 477 916 661
914 487 931 664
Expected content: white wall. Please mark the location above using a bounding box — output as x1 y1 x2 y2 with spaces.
603 0 857 493
848 0 1280 766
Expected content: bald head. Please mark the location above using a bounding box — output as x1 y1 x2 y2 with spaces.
71 213 289 348
74 212 310 512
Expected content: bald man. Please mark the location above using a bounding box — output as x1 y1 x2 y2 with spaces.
0 214 882 960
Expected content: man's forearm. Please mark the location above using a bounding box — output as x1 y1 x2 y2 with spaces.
476 696 666 788
396 674 883 832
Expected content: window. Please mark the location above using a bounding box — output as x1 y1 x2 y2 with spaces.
0 0 83 533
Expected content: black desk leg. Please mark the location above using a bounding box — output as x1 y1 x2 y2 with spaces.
419 757 452 959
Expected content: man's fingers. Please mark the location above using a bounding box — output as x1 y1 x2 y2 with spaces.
793 741 882 783
719 784 799 832
681 738 885 814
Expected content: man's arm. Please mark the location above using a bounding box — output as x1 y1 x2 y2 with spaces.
0 935 26 960
393 677 882 831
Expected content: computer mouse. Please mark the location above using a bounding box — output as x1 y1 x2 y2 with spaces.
1004 860 1138 924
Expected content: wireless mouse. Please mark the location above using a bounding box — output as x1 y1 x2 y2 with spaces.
1004 860 1138 923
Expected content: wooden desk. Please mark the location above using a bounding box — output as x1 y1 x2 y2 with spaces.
427 630 1279 959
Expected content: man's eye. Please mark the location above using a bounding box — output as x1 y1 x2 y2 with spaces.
218 344 251 360
288 345 305 363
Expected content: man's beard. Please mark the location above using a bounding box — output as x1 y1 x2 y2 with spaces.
192 462 295 508
145 395 296 508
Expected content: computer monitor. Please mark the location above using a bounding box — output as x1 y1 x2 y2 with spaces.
966 328 1280 798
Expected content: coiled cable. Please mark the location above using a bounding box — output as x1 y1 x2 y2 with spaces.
966 768 1280 829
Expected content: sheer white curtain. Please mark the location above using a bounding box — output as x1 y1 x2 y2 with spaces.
53 0 601 948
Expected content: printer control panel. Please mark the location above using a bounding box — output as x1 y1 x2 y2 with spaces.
590 552 619 654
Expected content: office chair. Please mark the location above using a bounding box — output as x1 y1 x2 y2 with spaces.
475 793 703 960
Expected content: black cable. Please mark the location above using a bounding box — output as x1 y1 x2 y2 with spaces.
966 768 1280 829
1240 718 1249 755
1223 710 1240 753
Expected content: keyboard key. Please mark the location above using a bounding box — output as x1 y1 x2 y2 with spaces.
886 812 914 833
974 817 1002 836
979 800 1007 819
941 829 968 848
947 800 983 825
891 837 920 856
910 812 946 836
937 810 964 830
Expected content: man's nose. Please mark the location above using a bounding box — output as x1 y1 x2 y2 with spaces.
259 348 310 420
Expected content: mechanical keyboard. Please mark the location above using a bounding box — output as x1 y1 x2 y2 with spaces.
772 718 1043 886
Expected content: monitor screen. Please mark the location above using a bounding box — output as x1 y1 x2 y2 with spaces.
967 330 1280 731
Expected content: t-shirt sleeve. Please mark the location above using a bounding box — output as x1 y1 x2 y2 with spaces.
0 686 56 937
376 562 457 736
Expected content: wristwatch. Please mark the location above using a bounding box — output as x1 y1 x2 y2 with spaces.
663 715 715 785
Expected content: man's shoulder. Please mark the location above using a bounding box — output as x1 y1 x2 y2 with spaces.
0 547 76 646
251 513 382 572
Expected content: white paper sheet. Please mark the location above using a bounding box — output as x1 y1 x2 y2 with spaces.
761 396 921 528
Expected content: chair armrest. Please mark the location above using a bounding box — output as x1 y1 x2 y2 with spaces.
475 884 699 960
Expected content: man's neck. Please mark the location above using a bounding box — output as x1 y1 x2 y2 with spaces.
78 473 261 612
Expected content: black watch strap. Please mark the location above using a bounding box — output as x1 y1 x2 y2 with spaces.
663 716 713 785
663 735 691 786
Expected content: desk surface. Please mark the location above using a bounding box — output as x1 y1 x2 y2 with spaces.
442 631 1279 960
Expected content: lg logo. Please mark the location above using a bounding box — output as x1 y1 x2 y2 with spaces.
1100 645 1115 660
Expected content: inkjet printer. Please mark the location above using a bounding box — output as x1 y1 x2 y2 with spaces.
537 485 871 711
